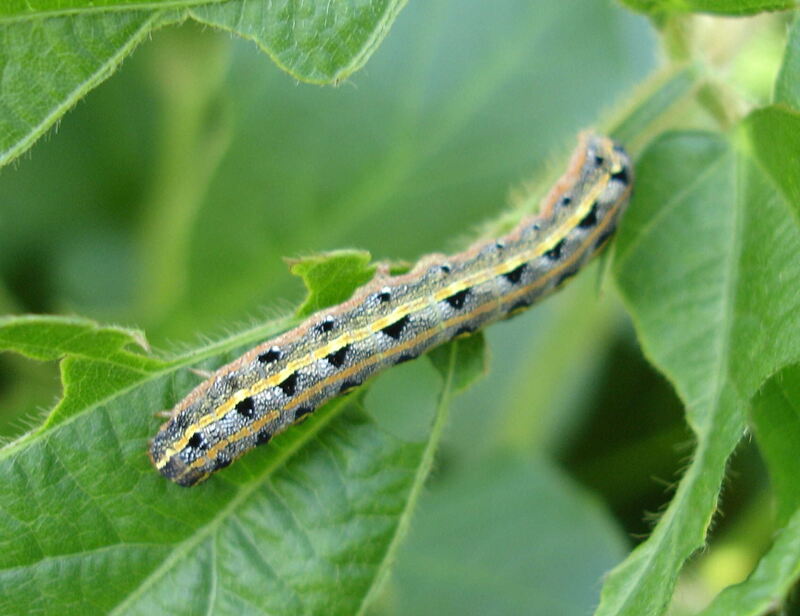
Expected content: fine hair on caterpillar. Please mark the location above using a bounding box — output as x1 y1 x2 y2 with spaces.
150 132 633 486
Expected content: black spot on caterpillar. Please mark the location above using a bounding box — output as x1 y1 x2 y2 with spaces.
255 430 271 445
503 263 526 284
278 373 297 397
257 347 281 364
381 315 410 340
578 202 599 228
325 344 350 368
213 457 231 471
294 406 314 420
338 380 362 394
544 239 565 260
445 289 470 309
376 288 392 303
235 397 255 418
507 299 532 316
187 433 205 449
453 326 476 339
611 166 629 185
149 132 633 486
317 316 336 334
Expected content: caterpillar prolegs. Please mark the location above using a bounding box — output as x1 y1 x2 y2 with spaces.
150 132 633 486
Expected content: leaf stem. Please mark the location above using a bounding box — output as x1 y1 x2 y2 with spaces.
357 339 459 614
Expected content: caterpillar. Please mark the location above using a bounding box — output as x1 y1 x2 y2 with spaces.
150 132 633 486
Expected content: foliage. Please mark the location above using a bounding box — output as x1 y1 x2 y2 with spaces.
1 1 800 615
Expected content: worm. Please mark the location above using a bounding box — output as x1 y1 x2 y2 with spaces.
149 132 633 486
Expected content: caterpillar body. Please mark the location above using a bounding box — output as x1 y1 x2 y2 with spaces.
150 132 633 486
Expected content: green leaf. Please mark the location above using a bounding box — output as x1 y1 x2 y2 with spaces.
0 2 664 612
0 11 173 168
619 0 797 15
0 0 408 168
0 315 166 433
775 14 800 109
0 325 442 615
384 455 628 616
289 250 377 318
0 0 195 14
750 365 800 526
608 63 701 151
188 0 409 83
428 332 487 394
0 315 150 362
602 109 800 614
743 106 800 223
698 506 800 616
0 245 491 614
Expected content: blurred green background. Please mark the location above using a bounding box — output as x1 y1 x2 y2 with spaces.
0 1 781 613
